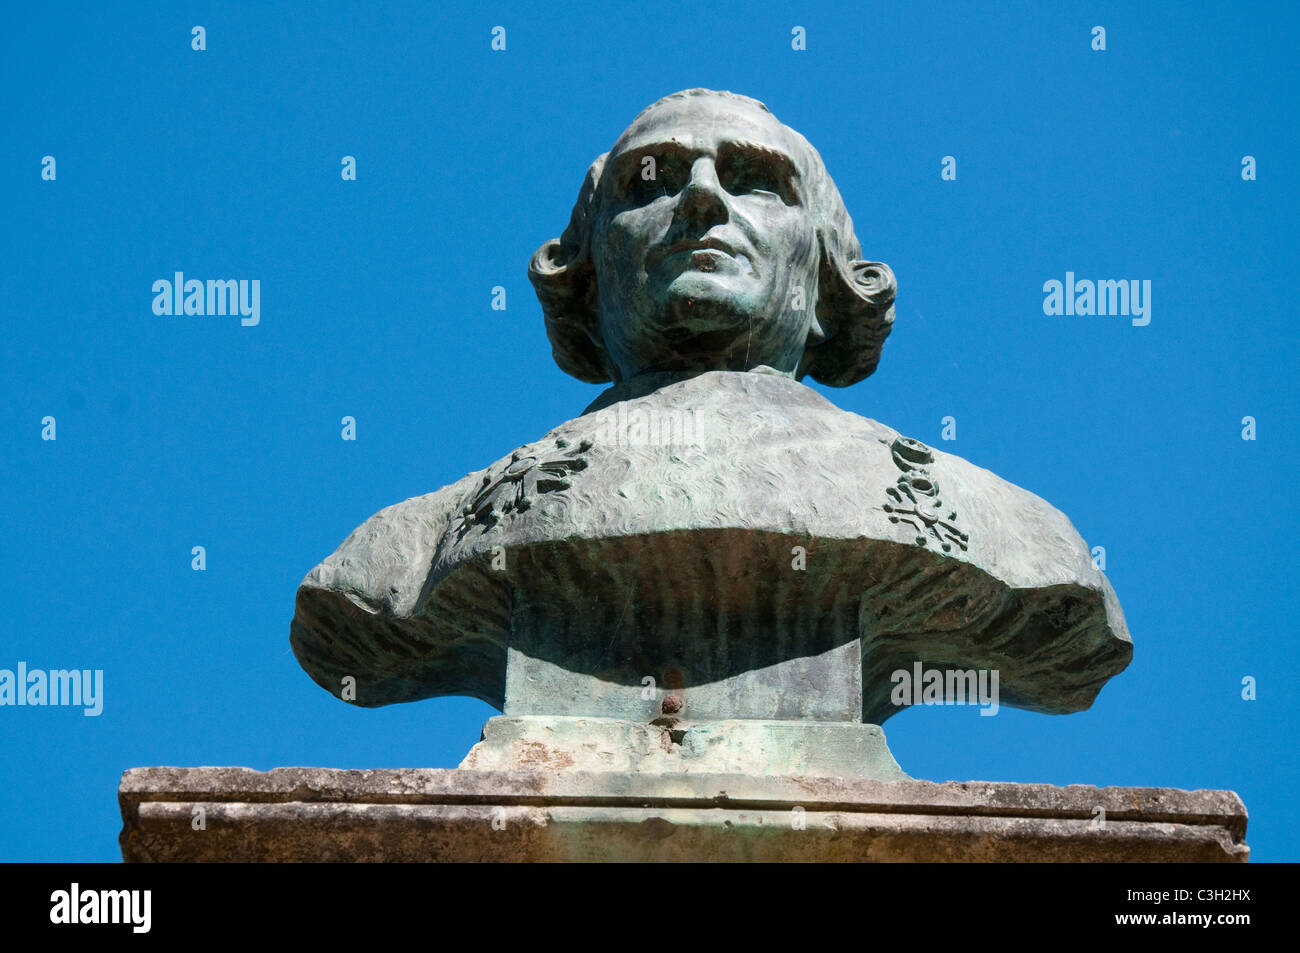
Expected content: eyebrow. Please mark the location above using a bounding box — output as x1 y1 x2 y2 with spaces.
717 139 802 181
605 140 694 190
606 138 803 191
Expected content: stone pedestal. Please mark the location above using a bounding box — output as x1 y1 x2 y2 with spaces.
459 715 909 779
118 764 1248 862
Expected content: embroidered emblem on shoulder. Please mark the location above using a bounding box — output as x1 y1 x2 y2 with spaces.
456 437 592 538
882 436 969 553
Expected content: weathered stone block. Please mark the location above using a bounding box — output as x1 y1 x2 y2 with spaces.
458 715 909 779
118 766 1248 862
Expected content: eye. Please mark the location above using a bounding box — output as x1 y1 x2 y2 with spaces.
624 154 688 203
718 154 787 199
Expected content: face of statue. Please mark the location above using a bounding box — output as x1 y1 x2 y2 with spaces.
591 95 822 381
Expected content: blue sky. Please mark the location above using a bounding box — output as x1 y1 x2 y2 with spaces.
1 0 1296 861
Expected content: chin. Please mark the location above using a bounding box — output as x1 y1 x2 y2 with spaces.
657 279 757 327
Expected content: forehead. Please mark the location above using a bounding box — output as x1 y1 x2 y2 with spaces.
609 96 804 163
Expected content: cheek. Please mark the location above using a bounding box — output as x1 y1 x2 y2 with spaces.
594 226 630 292
607 205 665 241
787 217 818 265
598 216 641 267
750 208 816 262
602 211 668 280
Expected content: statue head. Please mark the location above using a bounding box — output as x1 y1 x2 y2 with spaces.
530 89 897 387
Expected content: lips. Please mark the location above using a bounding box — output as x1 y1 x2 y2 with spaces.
648 236 738 267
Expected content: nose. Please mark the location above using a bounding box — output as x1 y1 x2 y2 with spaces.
675 156 729 229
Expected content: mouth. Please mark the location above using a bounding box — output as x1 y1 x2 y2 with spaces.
649 237 739 268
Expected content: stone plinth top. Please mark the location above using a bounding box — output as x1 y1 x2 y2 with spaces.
119 766 1248 862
